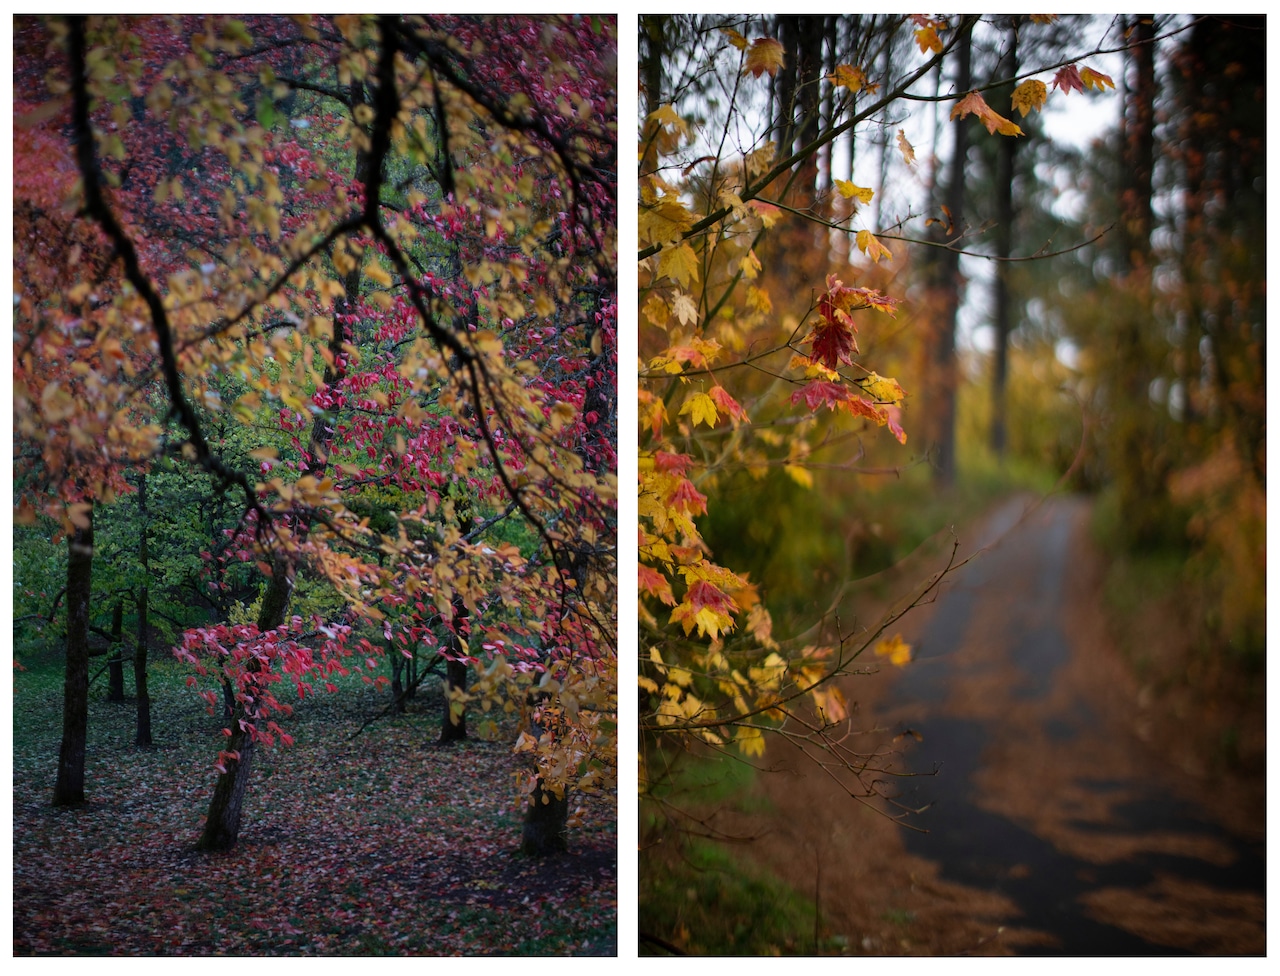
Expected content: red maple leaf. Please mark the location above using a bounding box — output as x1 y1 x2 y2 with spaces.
791 380 852 412
808 321 858 369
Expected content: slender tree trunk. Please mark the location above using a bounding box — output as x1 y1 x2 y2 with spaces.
197 554 292 851
989 24 1018 458
134 584 152 747
134 472 152 747
106 598 125 701
927 18 974 486
53 509 94 806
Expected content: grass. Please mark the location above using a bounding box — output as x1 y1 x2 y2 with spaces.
12 655 616 956
640 839 823 955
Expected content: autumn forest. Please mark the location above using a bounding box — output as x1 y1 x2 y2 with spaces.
9 12 1268 960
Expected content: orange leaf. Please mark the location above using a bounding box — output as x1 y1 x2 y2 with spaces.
951 90 1024 137
743 37 785 78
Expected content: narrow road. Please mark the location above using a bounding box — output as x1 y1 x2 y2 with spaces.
746 495 1265 954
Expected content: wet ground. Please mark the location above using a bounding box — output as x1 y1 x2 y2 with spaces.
735 495 1265 955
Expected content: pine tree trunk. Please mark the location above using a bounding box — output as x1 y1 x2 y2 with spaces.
53 511 94 806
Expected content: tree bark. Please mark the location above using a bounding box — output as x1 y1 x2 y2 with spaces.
989 23 1019 458
106 598 125 702
926 17 974 486
438 598 470 744
134 472 152 747
53 509 93 806
521 778 569 856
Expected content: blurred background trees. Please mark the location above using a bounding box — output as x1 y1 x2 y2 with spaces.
639 13 1263 952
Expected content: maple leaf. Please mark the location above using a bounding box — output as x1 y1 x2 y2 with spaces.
743 37 785 78
834 179 875 205
807 321 858 370
679 392 719 428
639 196 695 246
720 27 748 51
656 242 699 288
860 371 907 404
708 385 749 424
874 633 912 667
791 380 852 413
856 228 893 263
827 64 870 93
915 26 943 55
1080 66 1116 92
951 90 1024 136
897 129 917 166
638 564 676 606
1011 78 1048 117
1052 64 1085 95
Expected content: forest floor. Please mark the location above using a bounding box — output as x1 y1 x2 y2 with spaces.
12 659 616 956
642 492 1265 955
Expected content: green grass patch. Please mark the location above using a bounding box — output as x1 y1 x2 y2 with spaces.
640 839 822 955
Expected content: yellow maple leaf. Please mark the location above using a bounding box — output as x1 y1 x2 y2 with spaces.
834 179 874 205
915 26 943 55
1011 78 1048 117
856 228 893 264
639 196 695 246
679 391 719 428
827 63 869 93
860 371 907 404
1080 66 1116 92
734 724 766 757
874 633 912 667
720 27 748 51
642 293 669 329
743 37 785 78
950 90 1024 137
656 242 700 288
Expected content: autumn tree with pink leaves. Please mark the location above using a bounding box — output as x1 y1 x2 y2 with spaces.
14 14 616 856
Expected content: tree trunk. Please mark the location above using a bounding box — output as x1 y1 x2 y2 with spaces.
106 598 125 702
53 510 93 806
134 585 152 747
989 23 1018 458
926 18 974 487
197 554 292 852
521 778 569 856
134 473 152 747
438 658 468 744
438 598 469 744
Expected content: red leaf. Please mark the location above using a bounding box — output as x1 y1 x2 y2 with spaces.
808 321 858 369
791 380 852 412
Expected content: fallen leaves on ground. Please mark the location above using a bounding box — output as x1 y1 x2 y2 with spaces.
13 664 617 955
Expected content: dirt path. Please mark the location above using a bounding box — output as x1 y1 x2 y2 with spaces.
730 494 1265 955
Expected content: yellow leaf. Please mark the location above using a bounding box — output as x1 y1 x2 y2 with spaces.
365 262 393 287
656 242 700 288
1011 79 1048 117
951 90 1023 137
1080 66 1116 92
827 63 869 93
720 27 748 51
833 179 874 205
861 372 907 404
639 196 695 246
735 725 766 757
784 464 813 489
67 502 92 530
915 26 943 55
874 633 912 667
679 392 718 428
856 229 893 264
642 294 669 329
743 37 785 79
